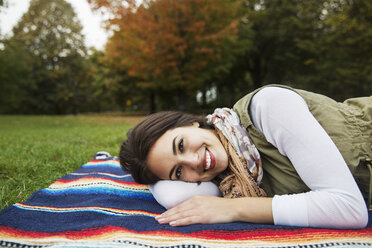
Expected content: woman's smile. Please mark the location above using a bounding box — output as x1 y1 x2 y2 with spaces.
147 122 228 182
204 148 215 171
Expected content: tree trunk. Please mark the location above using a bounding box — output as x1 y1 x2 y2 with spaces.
177 89 185 111
202 86 207 107
251 56 264 89
150 90 156 113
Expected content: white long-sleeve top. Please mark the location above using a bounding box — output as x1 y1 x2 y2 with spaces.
250 87 367 228
149 87 368 229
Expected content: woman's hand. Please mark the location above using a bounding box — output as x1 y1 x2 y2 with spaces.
156 195 273 227
155 195 238 226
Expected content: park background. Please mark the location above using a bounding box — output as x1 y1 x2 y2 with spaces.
1 0 371 115
0 0 371 209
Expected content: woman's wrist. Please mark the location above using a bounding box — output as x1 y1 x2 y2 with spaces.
232 197 274 224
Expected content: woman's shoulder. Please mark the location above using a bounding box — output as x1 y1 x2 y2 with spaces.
232 85 306 121
252 86 302 101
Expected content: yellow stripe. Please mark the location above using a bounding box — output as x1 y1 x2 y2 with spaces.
49 178 148 190
14 203 158 217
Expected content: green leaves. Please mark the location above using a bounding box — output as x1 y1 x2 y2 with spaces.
0 0 89 114
13 0 86 59
91 0 245 110
1 0 370 114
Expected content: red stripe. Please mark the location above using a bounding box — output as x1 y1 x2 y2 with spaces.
1 225 371 241
55 177 141 186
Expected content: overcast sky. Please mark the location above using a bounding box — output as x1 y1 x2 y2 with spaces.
0 0 108 50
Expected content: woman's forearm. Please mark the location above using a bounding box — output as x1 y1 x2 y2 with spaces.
156 195 273 226
232 197 273 224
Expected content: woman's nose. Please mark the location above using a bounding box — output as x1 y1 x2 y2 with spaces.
180 152 200 170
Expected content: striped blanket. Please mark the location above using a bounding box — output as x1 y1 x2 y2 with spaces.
0 155 371 248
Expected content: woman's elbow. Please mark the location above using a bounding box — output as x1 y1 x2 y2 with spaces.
349 203 368 228
309 192 368 229
340 196 368 229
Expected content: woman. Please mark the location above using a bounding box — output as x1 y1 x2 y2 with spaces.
120 85 371 229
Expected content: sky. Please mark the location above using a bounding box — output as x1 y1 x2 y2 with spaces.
0 0 108 50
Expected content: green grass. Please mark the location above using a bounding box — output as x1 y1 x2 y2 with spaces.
0 115 143 210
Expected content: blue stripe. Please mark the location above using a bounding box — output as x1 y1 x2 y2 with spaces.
82 163 121 169
62 173 132 181
41 187 155 200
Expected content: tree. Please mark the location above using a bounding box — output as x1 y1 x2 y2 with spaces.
0 39 35 113
89 0 245 111
234 0 325 90
8 0 88 114
84 49 136 113
0 0 8 34
308 0 372 99
234 0 371 99
86 0 371 112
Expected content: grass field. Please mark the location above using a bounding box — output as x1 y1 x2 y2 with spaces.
0 115 143 211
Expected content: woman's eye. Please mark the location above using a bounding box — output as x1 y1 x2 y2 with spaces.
175 167 182 179
178 139 184 152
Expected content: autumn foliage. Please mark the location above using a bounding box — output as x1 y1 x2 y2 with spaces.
88 0 243 110
1 0 371 114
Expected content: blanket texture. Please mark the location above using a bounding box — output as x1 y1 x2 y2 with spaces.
0 154 371 248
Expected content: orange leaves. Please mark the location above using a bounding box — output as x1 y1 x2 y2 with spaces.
89 0 243 91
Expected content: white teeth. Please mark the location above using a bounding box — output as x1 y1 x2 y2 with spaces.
205 151 211 170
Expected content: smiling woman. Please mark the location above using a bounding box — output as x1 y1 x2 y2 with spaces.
120 84 371 229
146 122 228 182
120 112 210 185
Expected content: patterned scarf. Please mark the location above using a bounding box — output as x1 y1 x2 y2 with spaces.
207 108 266 198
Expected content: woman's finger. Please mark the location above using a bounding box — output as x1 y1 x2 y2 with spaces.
169 215 202 227
156 196 199 221
156 205 199 224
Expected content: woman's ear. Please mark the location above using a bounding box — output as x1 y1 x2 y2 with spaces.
192 122 200 128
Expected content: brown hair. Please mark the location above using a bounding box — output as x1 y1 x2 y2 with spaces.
120 111 211 184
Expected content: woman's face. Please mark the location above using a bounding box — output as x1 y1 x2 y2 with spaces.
147 122 228 183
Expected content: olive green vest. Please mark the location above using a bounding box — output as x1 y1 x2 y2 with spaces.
233 84 372 207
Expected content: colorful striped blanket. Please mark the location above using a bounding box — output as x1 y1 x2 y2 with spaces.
0 155 371 248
